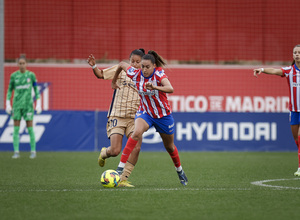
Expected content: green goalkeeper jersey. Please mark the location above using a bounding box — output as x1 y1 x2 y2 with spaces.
6 70 40 109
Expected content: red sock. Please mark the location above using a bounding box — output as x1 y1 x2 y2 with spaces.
120 137 138 163
168 145 181 168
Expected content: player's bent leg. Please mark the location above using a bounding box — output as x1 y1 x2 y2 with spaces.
127 138 141 165
107 133 124 157
107 143 123 157
117 118 148 175
98 134 123 167
121 161 135 182
120 139 142 182
160 133 188 186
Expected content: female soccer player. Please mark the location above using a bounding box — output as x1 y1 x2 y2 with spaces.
87 49 145 187
112 50 188 186
6 55 42 159
253 44 300 176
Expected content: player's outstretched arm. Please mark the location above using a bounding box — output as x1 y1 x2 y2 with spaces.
87 54 104 79
253 68 283 77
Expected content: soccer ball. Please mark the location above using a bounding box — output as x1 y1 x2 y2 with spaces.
100 169 120 188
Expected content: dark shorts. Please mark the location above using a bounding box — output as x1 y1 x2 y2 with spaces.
289 112 300 125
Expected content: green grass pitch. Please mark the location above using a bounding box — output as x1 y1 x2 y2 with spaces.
0 151 300 220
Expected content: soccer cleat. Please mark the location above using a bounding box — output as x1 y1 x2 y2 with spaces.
177 170 188 186
294 168 300 177
12 152 20 159
98 147 106 167
30 152 36 159
118 180 135 188
116 167 124 175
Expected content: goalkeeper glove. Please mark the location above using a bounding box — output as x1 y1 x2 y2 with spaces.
6 100 12 115
35 99 42 114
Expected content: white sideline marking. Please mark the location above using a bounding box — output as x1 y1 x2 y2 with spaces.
251 178 300 190
0 187 251 193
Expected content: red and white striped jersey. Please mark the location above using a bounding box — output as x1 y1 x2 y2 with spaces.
282 64 300 112
126 66 172 118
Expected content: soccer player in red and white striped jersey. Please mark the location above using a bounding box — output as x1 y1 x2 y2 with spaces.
126 65 171 119
112 50 188 186
253 44 300 176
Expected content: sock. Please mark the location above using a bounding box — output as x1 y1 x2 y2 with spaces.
120 161 135 182
176 165 183 172
118 162 126 168
168 145 181 168
120 137 138 163
13 126 20 153
27 127 36 152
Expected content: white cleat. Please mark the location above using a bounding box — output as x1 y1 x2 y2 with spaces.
12 152 20 159
294 168 300 177
30 152 36 159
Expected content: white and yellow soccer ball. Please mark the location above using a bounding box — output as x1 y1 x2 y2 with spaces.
100 169 120 188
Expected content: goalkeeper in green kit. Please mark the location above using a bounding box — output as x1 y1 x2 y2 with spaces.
5 55 42 159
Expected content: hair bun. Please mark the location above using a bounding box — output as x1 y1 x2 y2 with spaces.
19 54 26 59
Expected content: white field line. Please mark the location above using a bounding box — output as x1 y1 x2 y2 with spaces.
251 178 300 190
2 178 299 192
0 187 251 193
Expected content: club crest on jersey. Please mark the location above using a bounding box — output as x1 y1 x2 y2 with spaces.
128 67 137 76
27 78 31 83
155 69 165 77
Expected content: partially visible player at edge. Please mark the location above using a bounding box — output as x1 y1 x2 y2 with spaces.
87 49 145 187
5 55 42 159
112 50 188 186
253 44 300 176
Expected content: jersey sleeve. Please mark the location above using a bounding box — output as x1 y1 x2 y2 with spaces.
103 65 118 80
156 68 168 82
126 66 139 79
6 74 14 100
31 72 40 99
281 66 291 77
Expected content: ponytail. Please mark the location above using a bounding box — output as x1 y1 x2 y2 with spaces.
292 60 295 66
143 50 166 67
